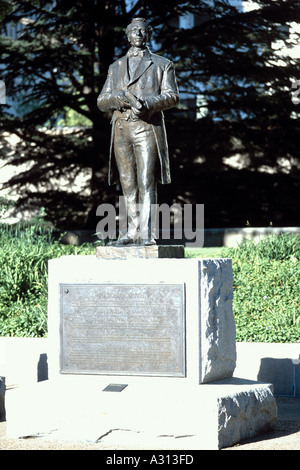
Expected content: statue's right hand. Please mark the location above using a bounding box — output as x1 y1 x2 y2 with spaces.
115 90 131 108
124 91 143 110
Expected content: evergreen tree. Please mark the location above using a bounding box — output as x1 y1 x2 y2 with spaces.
0 0 299 230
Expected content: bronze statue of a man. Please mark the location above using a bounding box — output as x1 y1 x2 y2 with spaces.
97 18 179 245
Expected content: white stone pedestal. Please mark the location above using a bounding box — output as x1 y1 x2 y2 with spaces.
4 255 277 449
47 256 236 384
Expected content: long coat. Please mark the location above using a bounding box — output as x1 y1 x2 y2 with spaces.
97 47 179 185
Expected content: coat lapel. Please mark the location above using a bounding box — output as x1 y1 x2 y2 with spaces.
126 49 153 86
118 56 130 87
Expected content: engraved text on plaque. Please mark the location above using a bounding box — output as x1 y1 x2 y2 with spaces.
60 284 185 377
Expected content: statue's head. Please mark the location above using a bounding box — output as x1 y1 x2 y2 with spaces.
126 18 153 47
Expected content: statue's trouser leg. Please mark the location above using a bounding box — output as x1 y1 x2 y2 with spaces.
114 119 158 242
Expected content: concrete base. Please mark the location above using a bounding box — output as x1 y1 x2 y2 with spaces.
5 376 276 450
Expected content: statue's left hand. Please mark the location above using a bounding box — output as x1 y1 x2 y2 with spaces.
130 105 146 120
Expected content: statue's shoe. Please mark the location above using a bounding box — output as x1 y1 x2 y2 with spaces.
108 237 136 246
142 239 156 246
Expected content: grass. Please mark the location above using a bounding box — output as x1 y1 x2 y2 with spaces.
185 247 228 258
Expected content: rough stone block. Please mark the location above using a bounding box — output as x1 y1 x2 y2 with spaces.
216 378 277 448
199 258 236 383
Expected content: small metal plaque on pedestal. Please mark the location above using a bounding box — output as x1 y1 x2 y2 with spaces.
103 383 128 392
60 283 186 377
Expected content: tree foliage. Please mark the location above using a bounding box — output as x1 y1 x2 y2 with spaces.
0 0 299 230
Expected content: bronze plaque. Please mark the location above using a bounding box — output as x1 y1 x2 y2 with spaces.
60 284 185 377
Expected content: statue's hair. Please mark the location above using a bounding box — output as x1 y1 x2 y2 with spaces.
125 18 153 40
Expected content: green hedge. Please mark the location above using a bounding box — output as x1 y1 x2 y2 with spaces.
0 219 299 342
229 235 300 342
0 219 94 337
187 233 300 343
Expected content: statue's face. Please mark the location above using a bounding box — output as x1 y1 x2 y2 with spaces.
127 22 149 48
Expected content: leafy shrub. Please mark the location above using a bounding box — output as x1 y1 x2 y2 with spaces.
0 298 48 337
187 234 300 342
230 232 300 262
232 257 299 342
0 214 94 337
227 234 300 342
